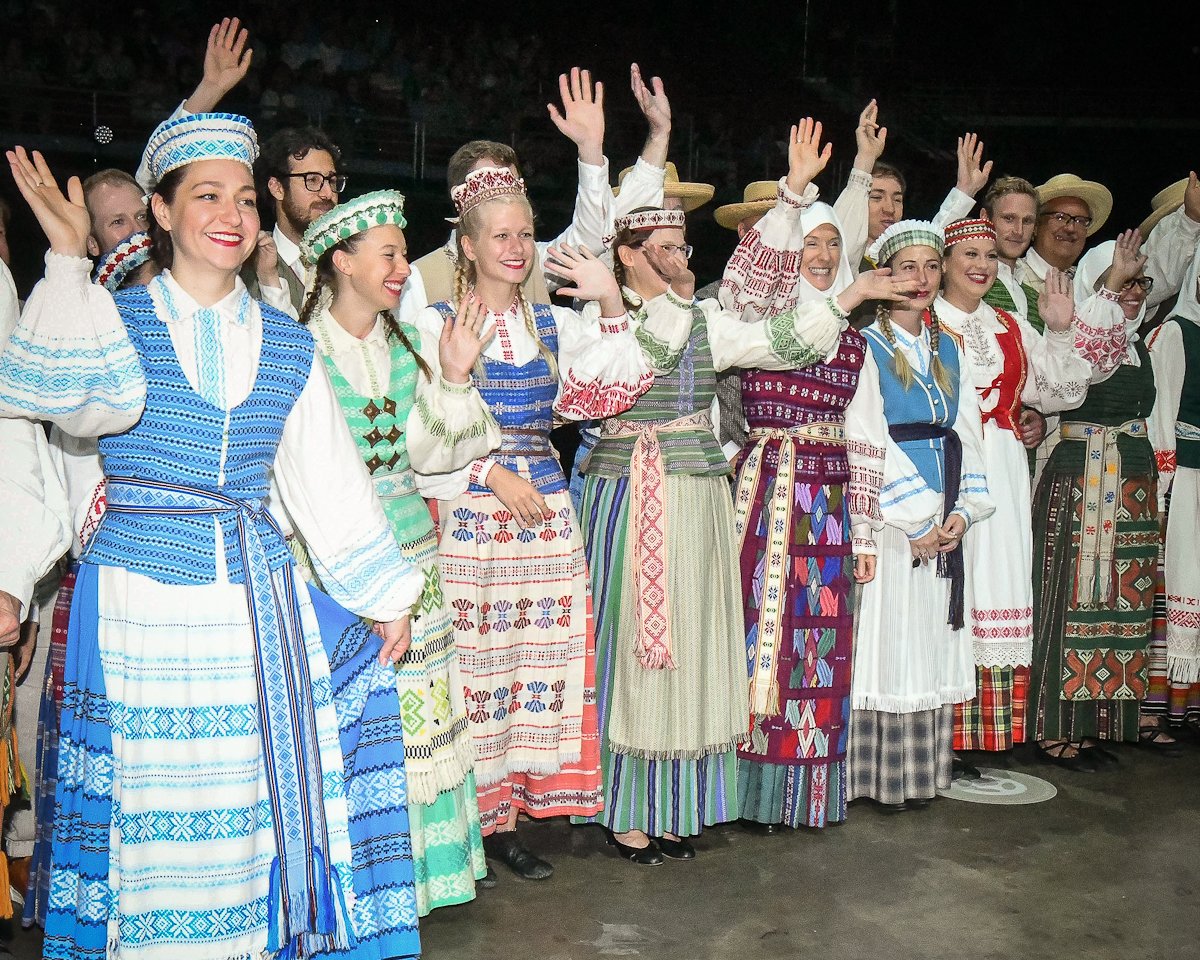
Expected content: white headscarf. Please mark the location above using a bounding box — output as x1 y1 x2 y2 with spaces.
1172 240 1200 326
795 202 856 304
1073 240 1146 346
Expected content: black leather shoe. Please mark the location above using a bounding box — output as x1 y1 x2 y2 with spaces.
875 800 909 813
604 830 664 865
952 756 982 780
484 832 554 879
656 836 696 861
906 797 931 809
739 819 778 835
477 863 497 889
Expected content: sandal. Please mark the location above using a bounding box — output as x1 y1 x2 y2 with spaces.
1034 739 1096 772
1137 723 1183 756
1080 738 1120 764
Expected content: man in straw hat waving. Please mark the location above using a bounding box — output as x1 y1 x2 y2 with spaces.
1139 171 1200 315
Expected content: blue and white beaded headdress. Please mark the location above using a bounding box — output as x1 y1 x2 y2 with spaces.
142 112 259 190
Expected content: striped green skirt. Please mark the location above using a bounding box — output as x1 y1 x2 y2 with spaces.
574 473 742 836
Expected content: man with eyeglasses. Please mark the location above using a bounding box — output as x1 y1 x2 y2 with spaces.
250 127 347 311
1014 174 1112 300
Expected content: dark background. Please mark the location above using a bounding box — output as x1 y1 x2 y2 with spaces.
2 0 1197 293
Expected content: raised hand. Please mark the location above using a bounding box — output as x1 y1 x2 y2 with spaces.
547 67 605 166
640 242 695 300
205 17 252 96
1183 171 1200 225
252 230 283 287
630 63 671 141
488 464 551 529
6 147 90 257
853 99 887 171
1038 266 1075 332
786 117 832 195
1106 228 1147 292
545 243 624 304
374 615 412 665
839 267 921 312
440 292 496 383
955 132 993 198
187 17 253 113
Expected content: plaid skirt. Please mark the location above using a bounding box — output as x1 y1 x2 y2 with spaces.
846 706 954 805
953 666 1030 751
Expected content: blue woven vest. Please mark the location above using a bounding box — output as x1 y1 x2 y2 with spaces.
432 300 566 494
86 286 314 584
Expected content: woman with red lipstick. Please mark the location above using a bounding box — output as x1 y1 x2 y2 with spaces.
294 190 504 914
0 118 424 958
848 220 994 812
1029 232 1168 768
933 218 1090 757
415 165 685 881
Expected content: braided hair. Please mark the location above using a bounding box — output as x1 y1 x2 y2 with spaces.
298 233 432 381
454 193 558 381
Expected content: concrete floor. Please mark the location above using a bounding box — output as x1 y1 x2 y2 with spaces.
6 744 1197 960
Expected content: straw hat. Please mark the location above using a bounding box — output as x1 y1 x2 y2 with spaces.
713 181 777 230
614 161 714 213
1138 178 1188 238
1035 174 1113 236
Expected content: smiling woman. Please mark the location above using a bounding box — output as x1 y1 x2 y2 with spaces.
0 113 426 960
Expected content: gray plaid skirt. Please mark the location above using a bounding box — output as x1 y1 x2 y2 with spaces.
846 705 954 804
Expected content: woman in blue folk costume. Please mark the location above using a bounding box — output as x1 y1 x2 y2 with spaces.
295 191 501 914
0 116 423 959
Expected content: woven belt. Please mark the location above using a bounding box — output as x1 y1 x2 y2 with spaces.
373 469 418 499
734 422 846 716
103 477 348 954
497 425 555 459
1059 418 1147 605
601 410 714 670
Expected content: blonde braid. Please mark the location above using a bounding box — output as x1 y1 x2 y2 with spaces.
877 303 915 391
927 305 956 396
517 286 558 380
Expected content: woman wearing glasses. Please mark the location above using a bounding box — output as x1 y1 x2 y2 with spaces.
1030 230 1170 769
576 121 917 861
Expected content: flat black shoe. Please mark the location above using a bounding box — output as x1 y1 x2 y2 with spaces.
907 797 932 809
1035 740 1097 772
739 819 779 836
952 756 982 780
604 830 664 866
875 800 909 813
477 863 497 889
656 836 696 861
484 832 554 879
1080 739 1120 764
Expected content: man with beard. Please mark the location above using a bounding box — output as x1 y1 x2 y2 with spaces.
248 127 344 311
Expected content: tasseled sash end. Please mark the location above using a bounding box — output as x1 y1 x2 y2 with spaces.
266 849 356 958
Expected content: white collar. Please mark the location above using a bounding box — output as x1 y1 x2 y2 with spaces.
313 307 390 355
156 270 251 326
1021 246 1076 282
273 225 303 270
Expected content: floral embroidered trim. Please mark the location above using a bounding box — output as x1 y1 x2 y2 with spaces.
1097 287 1121 302
765 308 825 368
468 458 494 485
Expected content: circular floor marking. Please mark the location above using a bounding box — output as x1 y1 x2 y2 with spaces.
936 767 1058 804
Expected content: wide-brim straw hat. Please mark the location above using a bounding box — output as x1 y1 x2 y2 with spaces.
1138 178 1188 238
714 181 777 230
615 161 714 213
1035 173 1113 236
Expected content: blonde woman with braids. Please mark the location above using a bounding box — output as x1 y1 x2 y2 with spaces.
292 190 503 914
414 166 689 881
848 220 994 812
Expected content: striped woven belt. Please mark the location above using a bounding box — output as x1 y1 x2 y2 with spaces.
735 421 845 716
497 425 555 459
601 410 714 671
1059 418 1147 605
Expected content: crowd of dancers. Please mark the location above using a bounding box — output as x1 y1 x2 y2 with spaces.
0 17 1198 960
